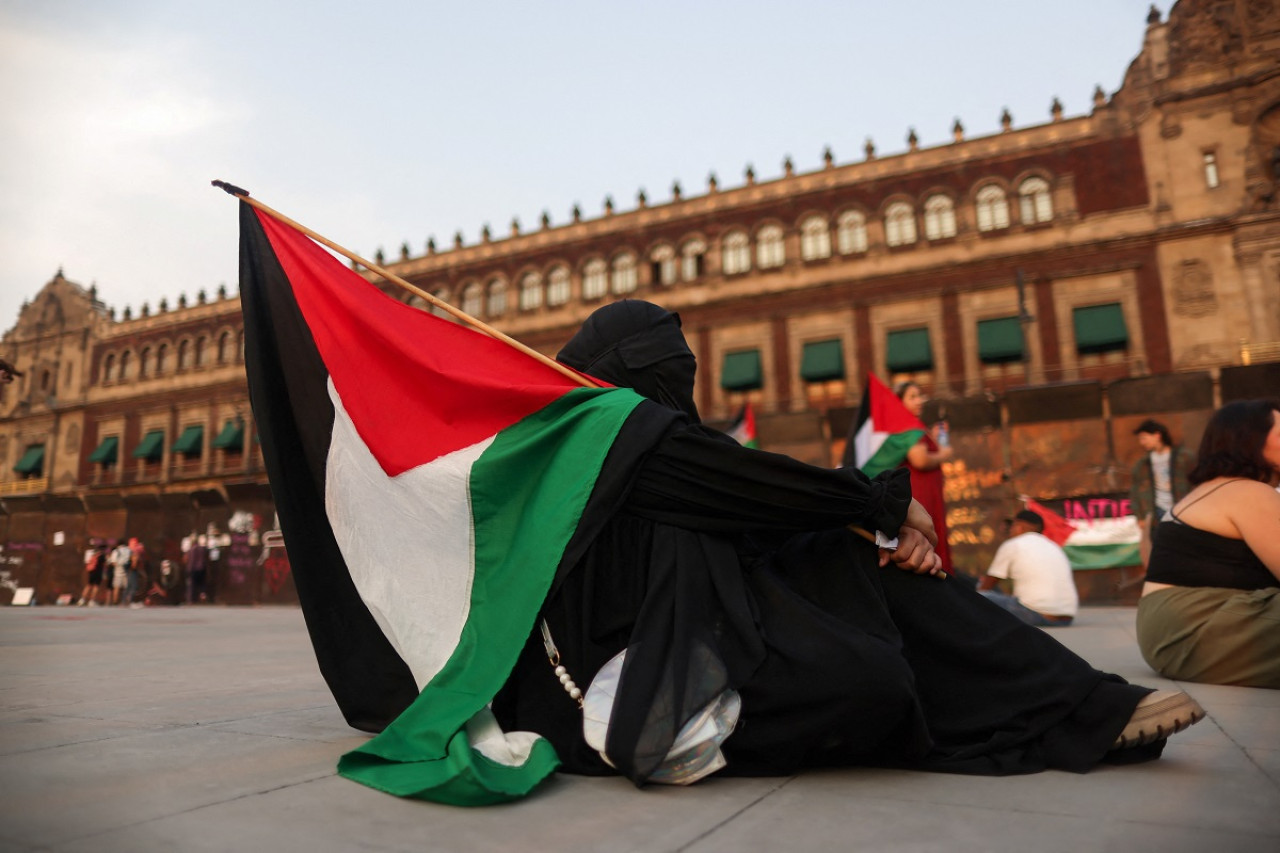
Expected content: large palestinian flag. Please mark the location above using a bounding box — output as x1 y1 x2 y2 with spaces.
1023 498 1142 570
843 373 926 476
238 201 645 805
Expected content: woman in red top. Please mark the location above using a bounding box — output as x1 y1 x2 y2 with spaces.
896 381 954 573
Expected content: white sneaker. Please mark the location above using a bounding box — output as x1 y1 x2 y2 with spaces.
1112 690 1205 749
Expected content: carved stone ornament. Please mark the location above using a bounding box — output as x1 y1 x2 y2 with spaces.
1246 0 1279 34
1168 1 1244 74
1173 259 1219 317
65 423 80 452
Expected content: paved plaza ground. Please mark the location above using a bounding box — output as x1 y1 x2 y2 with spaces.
0 605 1276 852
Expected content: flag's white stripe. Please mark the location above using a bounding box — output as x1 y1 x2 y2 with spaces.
1063 516 1141 546
853 420 886 467
326 381 488 690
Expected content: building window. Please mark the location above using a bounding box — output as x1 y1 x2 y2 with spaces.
196 336 209 367
461 282 482 317
836 211 868 255
975 185 1010 232
923 195 957 241
681 239 706 281
217 332 232 364
547 266 571 306
486 279 508 317
886 327 933 372
138 347 151 378
800 339 844 382
102 353 116 383
977 316 1024 364
518 272 543 311
429 289 452 318
756 224 786 269
172 424 205 458
582 259 607 300
156 344 168 374
118 350 132 381
1203 151 1220 189
1019 177 1053 224
611 252 638 294
722 231 751 275
650 245 677 286
799 216 832 261
1073 303 1128 354
720 349 763 391
178 340 192 370
132 429 165 463
13 444 45 479
88 435 119 467
884 202 917 247
212 419 245 452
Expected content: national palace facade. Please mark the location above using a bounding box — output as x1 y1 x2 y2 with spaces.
3 0 1279 603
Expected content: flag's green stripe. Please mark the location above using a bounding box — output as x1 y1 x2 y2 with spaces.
861 429 923 477
1064 542 1140 570
339 386 642 804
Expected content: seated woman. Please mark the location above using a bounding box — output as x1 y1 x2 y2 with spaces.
494 300 1204 786
1136 398 1280 688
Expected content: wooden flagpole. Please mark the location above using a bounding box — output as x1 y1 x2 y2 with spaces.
211 180 599 389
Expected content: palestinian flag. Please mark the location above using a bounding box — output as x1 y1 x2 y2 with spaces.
238 201 646 805
1024 498 1141 570
726 403 758 448
842 373 925 476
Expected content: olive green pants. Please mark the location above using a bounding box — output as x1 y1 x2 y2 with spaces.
1136 586 1280 689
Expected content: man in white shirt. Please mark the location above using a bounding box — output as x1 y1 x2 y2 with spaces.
978 510 1079 627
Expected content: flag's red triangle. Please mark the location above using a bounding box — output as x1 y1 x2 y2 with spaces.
867 374 926 433
255 209 581 476
1024 498 1077 546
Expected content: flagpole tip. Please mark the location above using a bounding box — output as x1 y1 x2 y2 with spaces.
212 180 250 197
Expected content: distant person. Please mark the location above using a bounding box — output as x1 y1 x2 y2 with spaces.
124 537 147 608
1136 399 1280 688
146 559 184 606
895 381 954 573
186 534 209 603
107 541 132 606
1130 419 1194 568
77 543 106 606
978 509 1079 626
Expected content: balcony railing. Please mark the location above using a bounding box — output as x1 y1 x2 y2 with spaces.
0 477 49 497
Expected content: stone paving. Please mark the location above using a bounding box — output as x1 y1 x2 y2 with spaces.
0 605 1276 852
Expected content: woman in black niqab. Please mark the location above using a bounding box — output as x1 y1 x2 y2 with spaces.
493 300 1165 786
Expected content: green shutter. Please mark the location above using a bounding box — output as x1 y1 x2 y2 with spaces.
88 436 119 465
800 339 844 382
977 316 1024 363
1073 303 1128 353
886 328 933 372
211 419 245 451
720 349 762 391
13 444 45 474
172 425 205 456
132 429 165 461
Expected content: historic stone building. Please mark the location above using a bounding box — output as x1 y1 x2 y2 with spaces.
3 0 1279 603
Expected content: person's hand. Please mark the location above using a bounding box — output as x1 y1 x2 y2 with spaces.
878 526 944 576
904 498 938 545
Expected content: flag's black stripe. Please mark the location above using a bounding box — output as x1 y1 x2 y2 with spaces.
840 382 872 468
239 202 419 732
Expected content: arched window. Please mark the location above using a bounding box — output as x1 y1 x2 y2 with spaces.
486 278 507 317
118 350 132 381
155 344 168 374
975 184 1010 232
461 282 483 317
1019 177 1053 224
923 195 957 241
178 340 192 370
217 332 231 364
430 289 452 318
680 238 706 281
518 272 543 311
721 231 751 275
756 224 786 269
650 245 677 286
139 347 152 378
799 215 831 260
195 335 208 367
102 353 115 383
547 266 571 306
836 211 868 255
40 369 51 391
884 202 917 247
611 252 638 294
582 259 607 300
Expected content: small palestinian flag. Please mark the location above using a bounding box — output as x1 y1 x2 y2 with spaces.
843 373 926 476
238 202 647 805
1024 498 1141 570
726 403 758 448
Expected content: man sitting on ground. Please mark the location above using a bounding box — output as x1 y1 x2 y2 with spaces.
979 509 1079 627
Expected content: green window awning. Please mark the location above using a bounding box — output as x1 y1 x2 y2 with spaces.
132 429 165 461
13 444 45 475
720 349 763 391
800 339 844 382
886 328 933 373
1073 303 1128 353
88 436 119 465
172 425 204 456
211 419 245 451
977 316 1024 363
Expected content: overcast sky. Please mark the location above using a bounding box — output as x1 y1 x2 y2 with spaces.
0 0 1168 328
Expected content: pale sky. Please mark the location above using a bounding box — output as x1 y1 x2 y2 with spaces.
0 0 1168 328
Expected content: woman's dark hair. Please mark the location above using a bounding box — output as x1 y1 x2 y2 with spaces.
1187 398 1280 486
894 380 919 400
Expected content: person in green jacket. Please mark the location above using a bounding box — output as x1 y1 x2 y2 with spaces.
1130 419 1194 568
